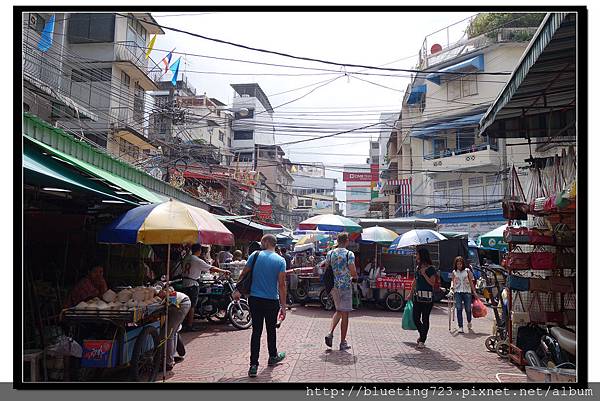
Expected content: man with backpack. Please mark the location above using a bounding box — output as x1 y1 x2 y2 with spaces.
233 234 287 378
323 232 357 351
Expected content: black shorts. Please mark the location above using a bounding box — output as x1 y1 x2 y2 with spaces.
181 285 199 308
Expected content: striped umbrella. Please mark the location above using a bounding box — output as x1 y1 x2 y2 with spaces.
97 199 233 380
297 214 362 233
358 226 399 245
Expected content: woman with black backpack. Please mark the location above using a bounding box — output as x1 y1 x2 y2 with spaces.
406 248 438 349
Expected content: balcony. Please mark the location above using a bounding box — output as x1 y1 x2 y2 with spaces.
109 106 145 137
422 143 500 172
114 42 158 91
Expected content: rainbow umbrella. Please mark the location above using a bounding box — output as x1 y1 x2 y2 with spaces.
98 199 233 380
359 226 399 245
298 214 362 233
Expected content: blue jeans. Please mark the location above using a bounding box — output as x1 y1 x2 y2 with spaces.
455 292 472 328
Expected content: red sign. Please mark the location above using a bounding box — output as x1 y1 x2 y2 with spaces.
343 172 374 182
375 277 413 291
258 204 273 220
370 163 379 181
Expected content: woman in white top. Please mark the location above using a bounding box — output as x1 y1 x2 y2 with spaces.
450 256 477 333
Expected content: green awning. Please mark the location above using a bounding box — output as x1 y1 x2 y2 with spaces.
24 145 138 205
24 135 167 204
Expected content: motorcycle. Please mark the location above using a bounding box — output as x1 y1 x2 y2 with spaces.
524 326 576 369
194 275 252 330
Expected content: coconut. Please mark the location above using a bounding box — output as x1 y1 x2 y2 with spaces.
132 288 146 302
144 288 155 301
75 301 88 310
117 289 132 303
102 289 117 303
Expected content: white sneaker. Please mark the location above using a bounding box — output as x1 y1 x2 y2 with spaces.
467 322 473 330
458 327 464 333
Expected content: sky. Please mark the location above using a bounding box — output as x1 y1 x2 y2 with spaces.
148 11 477 206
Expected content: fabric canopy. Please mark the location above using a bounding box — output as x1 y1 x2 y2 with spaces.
426 54 485 85
410 113 485 138
406 84 427 105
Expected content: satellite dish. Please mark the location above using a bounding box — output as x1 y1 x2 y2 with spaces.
238 108 249 117
430 44 442 54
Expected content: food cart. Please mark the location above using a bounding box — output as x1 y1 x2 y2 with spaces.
61 289 165 382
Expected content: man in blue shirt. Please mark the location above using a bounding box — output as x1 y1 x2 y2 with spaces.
234 234 287 377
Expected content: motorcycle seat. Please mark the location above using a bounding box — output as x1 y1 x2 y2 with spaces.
550 327 576 356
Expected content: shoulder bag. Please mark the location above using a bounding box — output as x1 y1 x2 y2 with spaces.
236 251 261 296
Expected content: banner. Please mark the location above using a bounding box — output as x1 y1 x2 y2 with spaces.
343 172 373 182
258 204 273 220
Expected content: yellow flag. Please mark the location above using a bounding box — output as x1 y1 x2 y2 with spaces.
145 34 157 59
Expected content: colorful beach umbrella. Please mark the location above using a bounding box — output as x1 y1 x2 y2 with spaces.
97 198 234 380
297 214 362 233
98 199 234 245
389 229 446 249
295 233 330 246
359 226 399 245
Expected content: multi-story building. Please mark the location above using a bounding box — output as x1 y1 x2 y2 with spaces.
344 161 377 219
289 163 338 228
384 16 544 237
372 113 400 218
23 12 164 165
255 145 295 227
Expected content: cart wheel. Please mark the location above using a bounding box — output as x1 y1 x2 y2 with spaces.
129 326 161 382
485 336 498 352
293 287 308 303
525 350 542 367
496 341 509 359
385 292 404 312
228 300 252 330
319 290 335 311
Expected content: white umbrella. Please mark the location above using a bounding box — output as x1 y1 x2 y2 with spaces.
389 229 446 249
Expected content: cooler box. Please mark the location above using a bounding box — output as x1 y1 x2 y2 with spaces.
81 339 119 368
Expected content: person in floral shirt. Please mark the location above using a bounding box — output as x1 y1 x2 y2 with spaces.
323 232 357 351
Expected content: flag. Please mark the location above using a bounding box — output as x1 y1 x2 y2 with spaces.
170 57 181 86
145 34 157 59
397 178 412 217
162 49 174 73
37 14 55 52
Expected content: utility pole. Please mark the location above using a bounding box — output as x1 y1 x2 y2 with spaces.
332 178 336 214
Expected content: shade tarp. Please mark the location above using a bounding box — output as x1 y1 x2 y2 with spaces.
426 54 484 85
410 113 485 138
406 84 427 105
25 135 166 204
24 145 137 205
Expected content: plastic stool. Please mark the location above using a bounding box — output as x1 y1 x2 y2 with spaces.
23 350 43 382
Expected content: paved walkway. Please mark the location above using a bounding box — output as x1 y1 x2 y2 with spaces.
167 302 526 383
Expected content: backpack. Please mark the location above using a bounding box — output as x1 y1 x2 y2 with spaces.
236 251 260 296
323 250 348 294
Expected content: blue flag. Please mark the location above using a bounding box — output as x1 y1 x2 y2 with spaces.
37 14 56 52
170 57 181 86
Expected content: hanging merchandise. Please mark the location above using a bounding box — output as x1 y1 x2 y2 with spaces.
506 247 531 270
502 166 529 220
530 251 557 270
472 297 488 318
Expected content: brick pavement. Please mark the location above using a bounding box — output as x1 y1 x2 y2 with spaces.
167 302 527 383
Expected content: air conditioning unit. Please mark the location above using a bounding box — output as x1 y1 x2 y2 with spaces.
29 13 38 26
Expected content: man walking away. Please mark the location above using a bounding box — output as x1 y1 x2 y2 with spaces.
324 232 357 351
234 234 287 377
181 244 230 331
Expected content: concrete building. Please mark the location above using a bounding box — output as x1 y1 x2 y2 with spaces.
344 160 377 219
371 113 400 218
384 18 546 238
289 163 338 228
23 12 164 165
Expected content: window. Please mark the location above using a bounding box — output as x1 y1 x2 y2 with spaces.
72 68 112 82
68 13 115 43
457 130 476 151
371 142 379 149
485 175 502 203
235 109 254 119
448 187 463 209
121 72 131 88
448 179 463 188
219 130 225 142
236 152 253 162
433 138 447 156
371 156 380 164
298 199 313 208
468 177 485 209
433 189 447 211
447 75 478 100
28 13 46 34
233 130 253 140
118 138 140 160
433 181 447 191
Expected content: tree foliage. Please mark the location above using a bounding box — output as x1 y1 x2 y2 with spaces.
466 13 545 39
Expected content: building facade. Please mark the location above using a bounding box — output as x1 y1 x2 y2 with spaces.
344 161 377 219
23 12 164 165
289 164 338 228
382 19 545 238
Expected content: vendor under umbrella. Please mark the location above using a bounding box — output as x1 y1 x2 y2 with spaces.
63 264 108 309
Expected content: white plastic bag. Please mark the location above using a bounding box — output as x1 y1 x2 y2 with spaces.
46 335 82 358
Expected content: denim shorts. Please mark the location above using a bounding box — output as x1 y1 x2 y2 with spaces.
331 287 353 312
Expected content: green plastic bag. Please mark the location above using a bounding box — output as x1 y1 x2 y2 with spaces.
402 300 417 330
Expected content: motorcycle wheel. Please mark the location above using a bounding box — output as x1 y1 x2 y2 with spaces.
525 350 542 367
385 292 404 312
319 289 335 311
228 300 252 330
293 287 308 304
485 336 498 352
496 341 509 359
